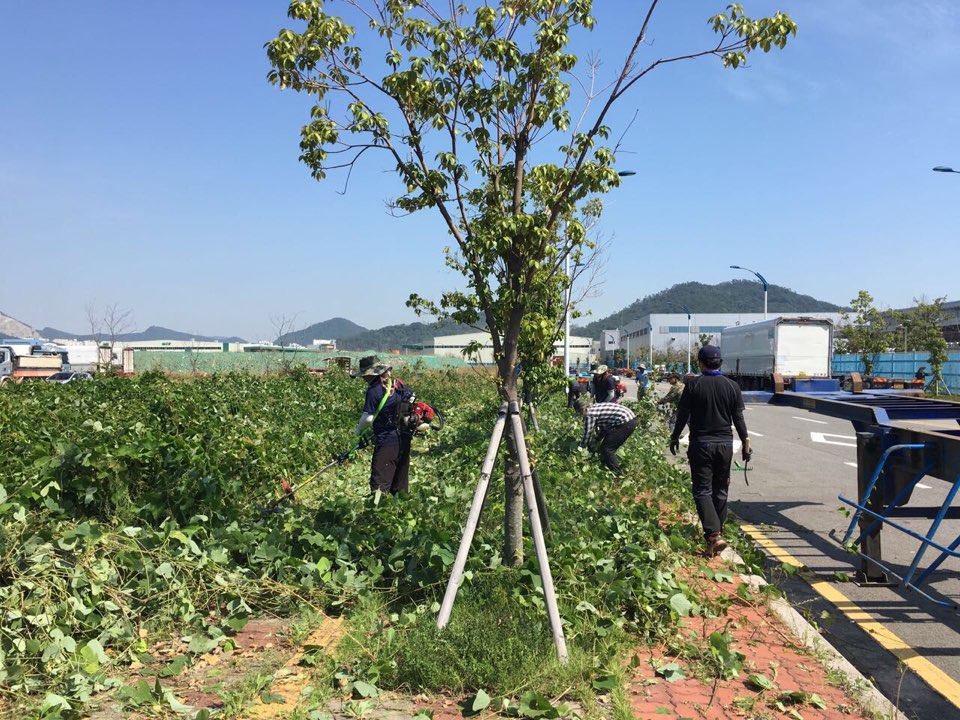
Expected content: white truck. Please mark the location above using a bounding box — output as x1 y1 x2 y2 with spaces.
720 317 834 391
0 344 63 384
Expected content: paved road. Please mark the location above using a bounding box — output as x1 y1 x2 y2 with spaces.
723 400 960 718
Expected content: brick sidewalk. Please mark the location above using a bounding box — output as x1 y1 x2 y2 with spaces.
625 557 878 720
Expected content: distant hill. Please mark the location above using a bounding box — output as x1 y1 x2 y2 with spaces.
39 325 247 343
1 311 37 339
277 317 368 346
574 280 842 338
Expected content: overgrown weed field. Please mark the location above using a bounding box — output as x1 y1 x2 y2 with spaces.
0 368 759 719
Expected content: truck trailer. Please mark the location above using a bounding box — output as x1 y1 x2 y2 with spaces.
0 345 63 383
720 317 834 391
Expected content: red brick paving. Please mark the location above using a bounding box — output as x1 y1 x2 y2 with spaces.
625 557 874 719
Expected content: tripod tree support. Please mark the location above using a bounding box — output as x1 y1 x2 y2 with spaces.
436 402 569 662
437 403 508 629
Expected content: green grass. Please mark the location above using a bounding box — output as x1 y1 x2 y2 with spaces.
380 571 590 696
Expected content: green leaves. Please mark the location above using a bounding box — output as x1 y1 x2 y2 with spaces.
654 661 687 683
2 369 710 713
747 672 775 692
668 592 694 617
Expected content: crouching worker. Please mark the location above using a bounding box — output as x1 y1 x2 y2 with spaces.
581 402 637 477
353 356 416 496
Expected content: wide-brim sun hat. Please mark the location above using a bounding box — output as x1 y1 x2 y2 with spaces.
351 355 380 378
362 364 391 379
595 364 608 374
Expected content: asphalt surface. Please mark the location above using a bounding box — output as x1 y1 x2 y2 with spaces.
715 398 960 718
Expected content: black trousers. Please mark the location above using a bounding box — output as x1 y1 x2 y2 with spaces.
598 418 637 476
687 441 733 538
370 437 411 494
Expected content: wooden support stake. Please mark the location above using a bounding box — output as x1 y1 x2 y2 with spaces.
436 403 508 629
508 402 568 662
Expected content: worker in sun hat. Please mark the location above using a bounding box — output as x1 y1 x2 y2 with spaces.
354 358 417 495
592 364 618 403
669 345 751 557
635 363 650 400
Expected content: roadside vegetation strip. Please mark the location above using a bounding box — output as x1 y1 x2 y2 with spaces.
1 369 751 718
741 523 960 711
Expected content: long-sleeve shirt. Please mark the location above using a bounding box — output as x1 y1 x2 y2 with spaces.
582 402 636 445
593 373 617 403
671 372 747 445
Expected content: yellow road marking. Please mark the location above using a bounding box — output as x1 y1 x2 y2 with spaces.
741 524 960 709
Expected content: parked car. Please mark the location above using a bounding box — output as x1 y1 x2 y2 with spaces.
46 371 93 384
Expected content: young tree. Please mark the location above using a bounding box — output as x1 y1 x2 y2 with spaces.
903 297 949 394
86 301 134 372
838 290 888 376
267 0 796 563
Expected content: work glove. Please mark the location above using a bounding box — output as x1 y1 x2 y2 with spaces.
741 437 752 462
669 437 680 456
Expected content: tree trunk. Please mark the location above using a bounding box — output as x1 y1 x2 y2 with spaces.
503 421 524 567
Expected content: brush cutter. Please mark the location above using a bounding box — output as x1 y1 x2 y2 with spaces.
270 442 365 510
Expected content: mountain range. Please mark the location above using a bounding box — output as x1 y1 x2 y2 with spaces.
572 280 841 338
4 281 842 350
37 326 247 344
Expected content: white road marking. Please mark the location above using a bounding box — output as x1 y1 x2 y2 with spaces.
810 431 857 448
793 416 829 425
842 462 930 489
747 430 764 437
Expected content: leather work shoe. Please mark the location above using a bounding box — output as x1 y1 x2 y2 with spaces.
706 533 728 557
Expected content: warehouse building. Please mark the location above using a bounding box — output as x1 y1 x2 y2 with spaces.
429 331 593 366
612 312 843 365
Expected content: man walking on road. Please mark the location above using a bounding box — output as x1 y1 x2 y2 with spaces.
669 345 751 555
581 402 636 477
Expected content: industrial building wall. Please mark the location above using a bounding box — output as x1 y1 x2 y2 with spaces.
622 312 843 354
430 332 593 365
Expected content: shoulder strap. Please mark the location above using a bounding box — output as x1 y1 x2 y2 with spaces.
371 379 394 424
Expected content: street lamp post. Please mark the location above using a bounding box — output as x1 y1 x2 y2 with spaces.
648 321 653 370
933 166 960 174
666 301 692 375
730 265 769 320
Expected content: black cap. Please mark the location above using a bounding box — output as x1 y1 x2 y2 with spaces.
697 345 722 361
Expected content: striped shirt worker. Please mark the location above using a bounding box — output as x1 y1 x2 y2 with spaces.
581 402 636 446
581 402 637 476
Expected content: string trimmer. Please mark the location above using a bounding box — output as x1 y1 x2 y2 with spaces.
265 441 366 512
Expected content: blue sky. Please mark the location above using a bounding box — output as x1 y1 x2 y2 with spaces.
2 1 958 341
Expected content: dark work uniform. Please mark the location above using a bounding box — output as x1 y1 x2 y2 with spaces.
593 373 617 403
567 379 586 413
670 371 748 539
364 379 414 494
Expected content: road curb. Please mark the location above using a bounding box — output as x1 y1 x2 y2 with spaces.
722 544 909 720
